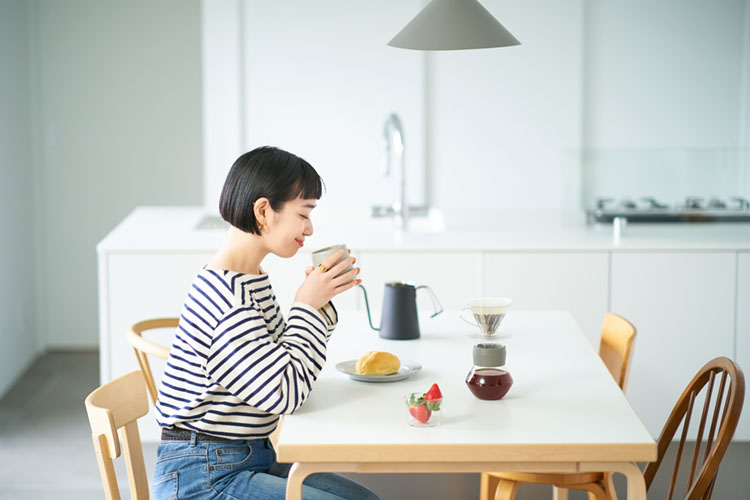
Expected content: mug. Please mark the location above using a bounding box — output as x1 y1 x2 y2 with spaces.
311 244 354 280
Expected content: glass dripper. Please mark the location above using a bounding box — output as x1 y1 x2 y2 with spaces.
460 297 512 338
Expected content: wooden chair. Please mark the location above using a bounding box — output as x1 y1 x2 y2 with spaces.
480 312 637 500
85 371 150 500
126 318 177 404
643 356 744 499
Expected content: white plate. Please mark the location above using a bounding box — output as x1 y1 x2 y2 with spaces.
335 360 422 383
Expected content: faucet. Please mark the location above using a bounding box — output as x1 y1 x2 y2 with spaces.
381 113 408 230
372 113 430 229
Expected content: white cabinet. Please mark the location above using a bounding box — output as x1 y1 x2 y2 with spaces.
484 252 609 348
736 252 750 440
610 252 737 439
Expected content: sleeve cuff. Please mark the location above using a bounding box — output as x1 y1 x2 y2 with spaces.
290 302 331 339
319 301 338 332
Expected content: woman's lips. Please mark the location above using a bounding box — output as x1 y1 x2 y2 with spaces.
296 239 304 247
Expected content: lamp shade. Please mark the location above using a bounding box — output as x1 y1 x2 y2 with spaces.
388 0 520 51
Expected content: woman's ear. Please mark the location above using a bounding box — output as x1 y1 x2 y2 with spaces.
253 198 270 228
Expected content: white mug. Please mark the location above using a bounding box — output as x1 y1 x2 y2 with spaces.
311 244 353 279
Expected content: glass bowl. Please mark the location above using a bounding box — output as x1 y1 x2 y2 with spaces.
405 392 442 427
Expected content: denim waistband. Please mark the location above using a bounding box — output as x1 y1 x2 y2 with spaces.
161 427 238 443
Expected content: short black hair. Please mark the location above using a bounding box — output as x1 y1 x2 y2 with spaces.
219 146 324 234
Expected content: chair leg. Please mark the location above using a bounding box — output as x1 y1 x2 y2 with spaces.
494 478 521 500
479 473 500 500
577 482 608 500
553 486 569 500
602 473 618 500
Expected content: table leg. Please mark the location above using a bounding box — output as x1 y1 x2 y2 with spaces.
286 462 307 500
580 462 646 500
617 462 647 500
553 486 569 500
286 462 359 500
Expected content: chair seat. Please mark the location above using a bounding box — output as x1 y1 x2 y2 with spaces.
488 471 605 486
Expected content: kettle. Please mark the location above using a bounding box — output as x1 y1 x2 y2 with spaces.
358 283 443 340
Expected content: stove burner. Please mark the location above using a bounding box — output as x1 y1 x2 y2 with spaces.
589 196 750 223
708 198 726 210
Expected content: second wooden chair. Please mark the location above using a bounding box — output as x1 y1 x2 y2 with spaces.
126 318 178 405
479 312 637 500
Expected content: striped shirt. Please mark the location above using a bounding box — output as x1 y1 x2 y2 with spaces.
155 268 337 439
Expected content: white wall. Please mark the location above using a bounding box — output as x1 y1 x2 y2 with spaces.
430 0 584 211
203 0 750 215
31 0 203 349
582 0 750 206
9 0 750 355
584 0 746 149
0 0 38 397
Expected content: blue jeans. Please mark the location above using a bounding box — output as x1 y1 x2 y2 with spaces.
153 433 379 500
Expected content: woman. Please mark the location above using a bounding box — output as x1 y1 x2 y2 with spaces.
153 146 378 500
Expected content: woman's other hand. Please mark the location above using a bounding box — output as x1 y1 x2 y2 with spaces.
295 249 360 309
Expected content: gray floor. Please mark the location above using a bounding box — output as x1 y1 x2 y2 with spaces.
0 352 747 500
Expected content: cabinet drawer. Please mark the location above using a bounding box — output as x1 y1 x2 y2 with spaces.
611 252 736 438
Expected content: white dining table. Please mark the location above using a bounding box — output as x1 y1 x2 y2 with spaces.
275 309 657 500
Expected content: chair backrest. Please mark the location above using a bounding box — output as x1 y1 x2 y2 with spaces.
643 356 745 500
599 312 637 391
126 318 178 404
85 371 150 500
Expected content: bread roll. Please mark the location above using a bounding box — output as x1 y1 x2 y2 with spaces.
356 351 400 376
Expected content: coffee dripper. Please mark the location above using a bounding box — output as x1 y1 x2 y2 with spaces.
460 297 512 339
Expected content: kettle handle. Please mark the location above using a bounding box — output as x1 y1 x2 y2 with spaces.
357 284 379 331
415 285 444 318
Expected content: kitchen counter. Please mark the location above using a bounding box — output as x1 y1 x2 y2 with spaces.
98 206 750 253
97 206 750 442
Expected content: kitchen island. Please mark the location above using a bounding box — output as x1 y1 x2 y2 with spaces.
97 206 750 443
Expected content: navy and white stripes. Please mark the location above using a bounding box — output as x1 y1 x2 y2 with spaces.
155 269 337 439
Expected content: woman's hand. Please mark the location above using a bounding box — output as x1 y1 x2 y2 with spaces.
294 249 361 310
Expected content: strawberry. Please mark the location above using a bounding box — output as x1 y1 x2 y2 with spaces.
408 403 432 424
424 383 442 411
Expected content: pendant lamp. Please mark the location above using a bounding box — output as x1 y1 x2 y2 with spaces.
388 0 520 51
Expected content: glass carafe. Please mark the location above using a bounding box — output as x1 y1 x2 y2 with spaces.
466 343 513 400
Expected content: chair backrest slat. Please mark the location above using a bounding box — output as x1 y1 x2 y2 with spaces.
703 370 727 462
687 370 717 490
668 390 695 500
122 420 149 499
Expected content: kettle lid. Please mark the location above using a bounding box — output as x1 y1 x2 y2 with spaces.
384 281 415 288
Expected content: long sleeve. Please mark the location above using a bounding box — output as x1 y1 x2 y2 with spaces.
156 269 337 439
206 301 330 415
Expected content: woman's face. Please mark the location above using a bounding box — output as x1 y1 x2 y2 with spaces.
265 196 316 258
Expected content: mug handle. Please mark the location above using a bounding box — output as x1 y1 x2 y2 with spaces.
459 307 478 327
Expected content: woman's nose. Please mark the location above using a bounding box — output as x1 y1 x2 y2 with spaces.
304 220 313 236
